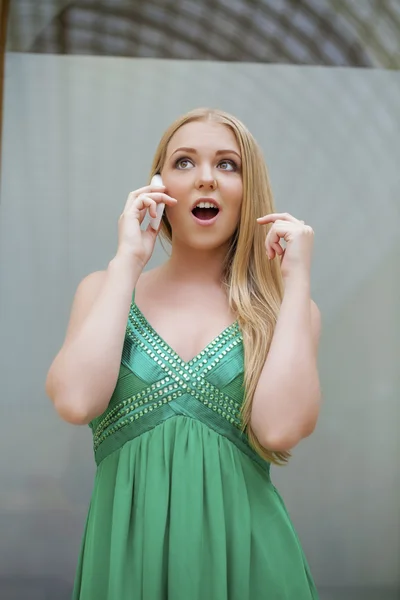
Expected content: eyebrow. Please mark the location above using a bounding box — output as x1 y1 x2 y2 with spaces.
170 147 241 160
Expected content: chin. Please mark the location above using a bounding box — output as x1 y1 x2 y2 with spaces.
168 215 238 252
182 232 233 252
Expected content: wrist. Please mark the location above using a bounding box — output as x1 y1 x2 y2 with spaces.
283 269 311 293
109 253 144 284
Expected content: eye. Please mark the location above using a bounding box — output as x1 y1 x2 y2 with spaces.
218 160 237 171
175 157 194 170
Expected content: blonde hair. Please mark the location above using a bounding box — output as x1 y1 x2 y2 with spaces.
149 108 289 465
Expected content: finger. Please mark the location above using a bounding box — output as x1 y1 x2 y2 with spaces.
257 212 300 224
266 240 283 259
265 224 286 259
134 194 155 210
135 184 166 196
134 195 158 218
266 227 282 247
122 185 167 212
123 191 136 213
138 206 147 222
273 242 284 255
119 199 154 223
144 192 177 206
122 195 157 225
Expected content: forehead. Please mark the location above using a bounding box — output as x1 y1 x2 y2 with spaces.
167 120 240 154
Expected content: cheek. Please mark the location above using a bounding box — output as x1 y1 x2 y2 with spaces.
225 197 242 230
164 177 190 204
228 181 243 214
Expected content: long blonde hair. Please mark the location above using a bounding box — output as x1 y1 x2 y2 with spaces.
149 108 289 465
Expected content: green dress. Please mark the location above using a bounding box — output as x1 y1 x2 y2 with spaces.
73 292 319 599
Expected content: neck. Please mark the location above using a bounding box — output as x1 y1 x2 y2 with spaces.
161 240 229 287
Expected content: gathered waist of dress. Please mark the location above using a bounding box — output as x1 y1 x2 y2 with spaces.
90 396 270 475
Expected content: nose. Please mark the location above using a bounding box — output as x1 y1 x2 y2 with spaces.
195 167 217 191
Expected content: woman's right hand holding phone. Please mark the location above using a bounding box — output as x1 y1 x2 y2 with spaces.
117 183 177 268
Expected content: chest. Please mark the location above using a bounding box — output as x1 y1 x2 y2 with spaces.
138 305 236 364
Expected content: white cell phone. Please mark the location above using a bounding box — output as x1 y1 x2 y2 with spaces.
149 173 165 230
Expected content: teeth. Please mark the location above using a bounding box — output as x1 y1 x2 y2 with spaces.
195 202 218 209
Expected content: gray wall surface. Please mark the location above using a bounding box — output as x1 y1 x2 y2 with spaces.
0 53 399 598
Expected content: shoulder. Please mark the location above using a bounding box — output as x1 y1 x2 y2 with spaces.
76 270 107 296
71 270 107 314
80 269 107 285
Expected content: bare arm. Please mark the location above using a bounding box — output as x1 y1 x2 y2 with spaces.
45 255 142 424
45 182 178 425
251 273 322 452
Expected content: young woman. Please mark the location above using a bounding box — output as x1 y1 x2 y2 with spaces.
46 108 321 599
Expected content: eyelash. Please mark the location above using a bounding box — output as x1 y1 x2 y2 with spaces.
174 157 238 171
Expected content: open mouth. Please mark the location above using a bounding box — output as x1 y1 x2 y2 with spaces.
191 206 220 222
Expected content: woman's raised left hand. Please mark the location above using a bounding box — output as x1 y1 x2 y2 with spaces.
257 213 314 280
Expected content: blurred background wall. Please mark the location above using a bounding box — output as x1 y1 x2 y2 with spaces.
1 1 399 598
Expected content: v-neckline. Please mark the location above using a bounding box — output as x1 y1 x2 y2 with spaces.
131 301 240 366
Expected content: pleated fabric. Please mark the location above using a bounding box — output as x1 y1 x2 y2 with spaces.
72 296 319 599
